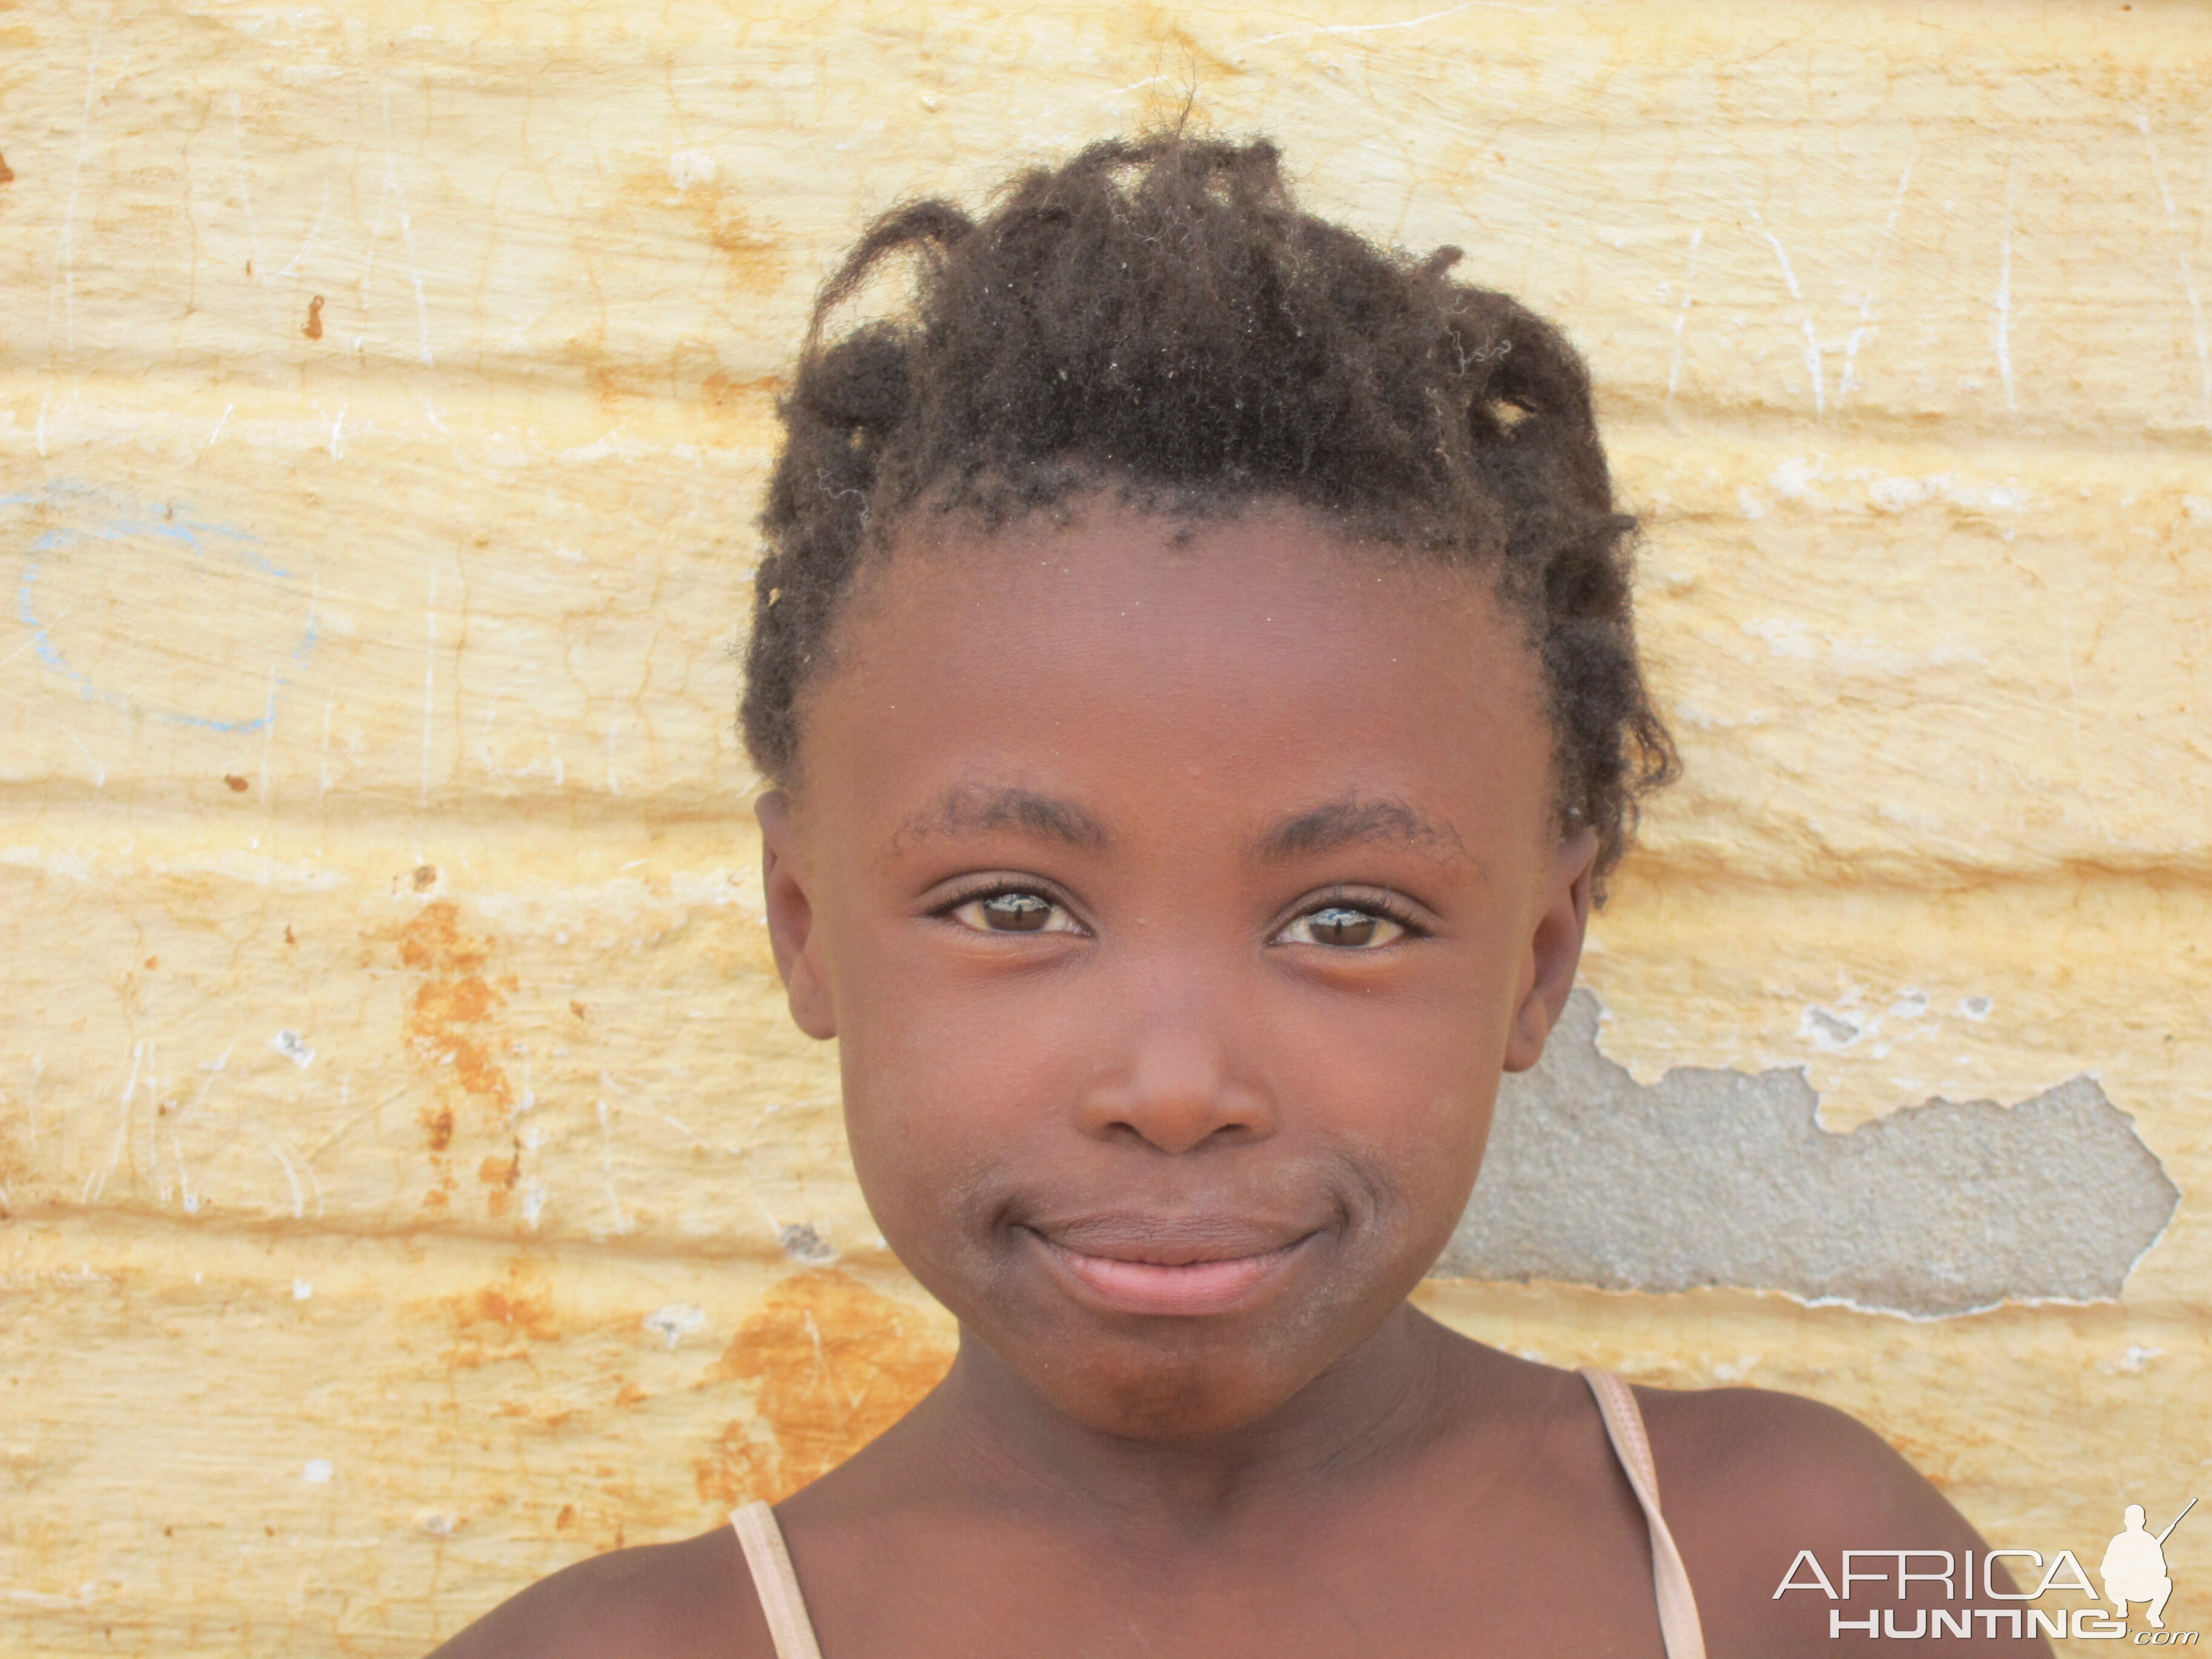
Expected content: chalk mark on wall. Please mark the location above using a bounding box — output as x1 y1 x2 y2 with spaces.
5 481 317 732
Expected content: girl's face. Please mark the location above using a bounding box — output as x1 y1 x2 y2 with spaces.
758 500 1594 1440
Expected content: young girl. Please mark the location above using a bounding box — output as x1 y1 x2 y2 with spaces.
435 136 2047 1658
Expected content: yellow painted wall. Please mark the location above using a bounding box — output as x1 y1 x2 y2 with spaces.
2 2 2206 1652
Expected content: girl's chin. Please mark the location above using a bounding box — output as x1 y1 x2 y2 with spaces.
962 1294 1371 1442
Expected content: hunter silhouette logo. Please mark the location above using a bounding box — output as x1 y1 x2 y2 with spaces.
2105 1500 2193 1631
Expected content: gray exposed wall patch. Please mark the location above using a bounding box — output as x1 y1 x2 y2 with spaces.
1438 991 2180 1318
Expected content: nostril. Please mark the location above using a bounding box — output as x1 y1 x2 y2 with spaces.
1078 1074 1275 1155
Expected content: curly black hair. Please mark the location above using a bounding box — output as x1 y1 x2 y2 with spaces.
741 134 1675 883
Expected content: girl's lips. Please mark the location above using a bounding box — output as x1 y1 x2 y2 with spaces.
1036 1233 1310 1316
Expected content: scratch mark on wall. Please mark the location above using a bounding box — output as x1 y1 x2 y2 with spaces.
375 89 435 367
421 563 438 805
1755 218 1823 416
164 1117 196 1215
85 1039 145 1205
62 726 104 788
1663 226 1702 411
1236 0 1569 47
47 36 103 358
595 1098 631 1235
2136 110 2211 427
226 91 275 333
257 666 277 799
1838 152 1915 404
277 177 331 280
244 1119 314 1218
1992 147 2019 415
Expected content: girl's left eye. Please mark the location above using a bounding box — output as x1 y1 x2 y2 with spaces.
944 890 1082 935
1273 903 1410 950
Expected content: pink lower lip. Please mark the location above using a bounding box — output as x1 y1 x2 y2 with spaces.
1039 1236 1307 1316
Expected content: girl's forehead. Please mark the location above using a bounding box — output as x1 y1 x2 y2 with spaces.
797 500 1558 844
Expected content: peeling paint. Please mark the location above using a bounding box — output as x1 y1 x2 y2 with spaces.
1441 993 2180 1318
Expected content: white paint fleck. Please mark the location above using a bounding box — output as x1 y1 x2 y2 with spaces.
302 1458 333 1483
273 1030 313 1068
1743 616 1815 660
293 1278 313 1301
1958 996 1993 1021
1768 454 1828 504
668 149 717 191
643 1302 708 1349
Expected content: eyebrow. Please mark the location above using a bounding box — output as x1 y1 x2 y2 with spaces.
894 784 1110 851
1258 797 1467 863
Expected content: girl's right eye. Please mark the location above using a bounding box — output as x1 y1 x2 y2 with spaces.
942 889 1082 936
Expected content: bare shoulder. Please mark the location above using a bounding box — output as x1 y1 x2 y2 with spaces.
1635 1384 2049 1657
426 1525 774 1659
1640 1381 1945 1530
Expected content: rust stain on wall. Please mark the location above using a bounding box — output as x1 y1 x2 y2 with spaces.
443 1258 565 1369
392 900 521 1213
623 172 787 295
694 1270 954 1506
398 901 517 1118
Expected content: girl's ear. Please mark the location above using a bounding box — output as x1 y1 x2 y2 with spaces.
1502 825 1598 1073
756 791 837 1040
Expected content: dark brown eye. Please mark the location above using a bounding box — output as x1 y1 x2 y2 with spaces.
944 889 1078 936
1275 903 1408 950
980 892 1052 931
1307 905 1377 947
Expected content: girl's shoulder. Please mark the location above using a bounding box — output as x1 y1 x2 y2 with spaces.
1640 1377 1959 1540
425 1523 774 1659
1635 1381 2029 1654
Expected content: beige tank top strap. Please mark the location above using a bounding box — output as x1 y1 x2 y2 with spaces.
733 1382 1704 1659
730 1501 826 1659
1580 1367 1708 1659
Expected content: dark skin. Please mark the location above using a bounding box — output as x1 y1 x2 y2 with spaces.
435 501 2047 1658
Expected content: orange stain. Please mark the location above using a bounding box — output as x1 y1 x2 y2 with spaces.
619 172 786 296
398 901 515 1118
694 1270 954 1507
444 1259 565 1370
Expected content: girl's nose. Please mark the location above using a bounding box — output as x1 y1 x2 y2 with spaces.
1073 1005 1277 1155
